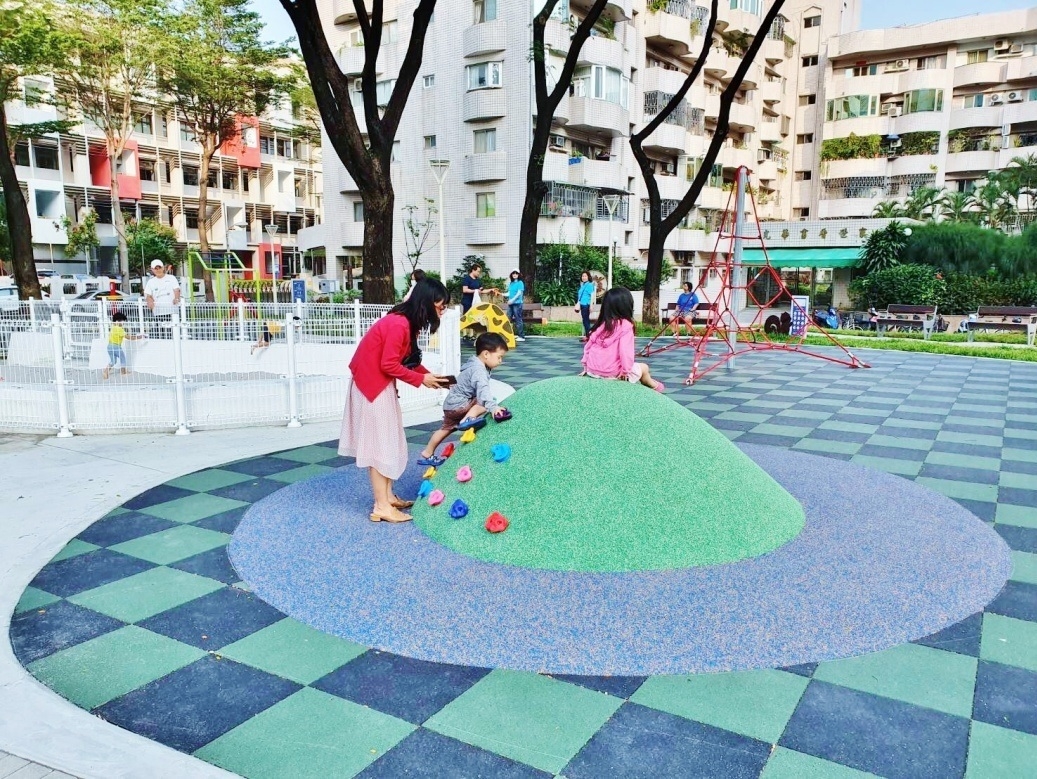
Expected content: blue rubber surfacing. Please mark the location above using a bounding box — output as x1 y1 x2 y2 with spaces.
229 444 1012 676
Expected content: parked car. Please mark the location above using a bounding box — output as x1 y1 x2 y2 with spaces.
74 290 140 302
0 286 19 313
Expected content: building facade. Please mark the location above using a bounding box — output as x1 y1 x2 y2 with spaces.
7 74 323 280
319 0 860 291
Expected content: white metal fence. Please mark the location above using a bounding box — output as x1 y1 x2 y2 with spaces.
0 300 461 436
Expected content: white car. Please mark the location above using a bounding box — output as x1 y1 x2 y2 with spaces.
0 286 20 313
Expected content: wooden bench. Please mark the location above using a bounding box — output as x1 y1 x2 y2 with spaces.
522 302 547 326
875 304 938 340
966 306 1037 346
663 301 716 325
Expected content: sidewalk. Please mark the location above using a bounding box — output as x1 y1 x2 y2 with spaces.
0 410 438 779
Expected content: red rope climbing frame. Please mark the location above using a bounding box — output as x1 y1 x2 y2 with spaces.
639 166 870 384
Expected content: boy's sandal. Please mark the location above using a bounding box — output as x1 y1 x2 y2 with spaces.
492 409 513 422
416 455 446 467
457 415 488 432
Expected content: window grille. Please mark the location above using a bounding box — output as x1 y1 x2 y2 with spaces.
595 195 629 221
541 182 598 219
644 91 703 133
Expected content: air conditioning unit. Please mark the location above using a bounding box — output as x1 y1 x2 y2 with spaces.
352 78 363 92
663 162 676 175
757 149 768 163
889 106 902 117
886 59 908 72
990 92 1005 104
1009 90 1024 102
1010 43 1025 55
549 134 567 149
994 39 1011 51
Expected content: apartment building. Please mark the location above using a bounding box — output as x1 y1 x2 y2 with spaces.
814 7 1037 220
8 74 323 279
320 0 859 289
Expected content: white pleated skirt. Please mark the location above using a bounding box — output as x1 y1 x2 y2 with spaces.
338 380 408 480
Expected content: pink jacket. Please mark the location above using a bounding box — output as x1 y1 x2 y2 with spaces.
581 319 635 378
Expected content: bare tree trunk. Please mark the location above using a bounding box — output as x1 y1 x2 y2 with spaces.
107 140 130 290
363 182 395 302
0 105 42 299
197 144 216 301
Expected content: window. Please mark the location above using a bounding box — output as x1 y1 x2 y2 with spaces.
574 65 630 108
382 20 398 43
966 50 988 65
730 0 761 13
241 171 249 193
206 169 218 187
795 207 810 219
139 160 155 181
134 112 153 135
903 88 943 114
424 135 437 149
804 15 820 28
963 94 985 108
802 56 818 67
423 74 435 88
260 136 275 155
294 176 304 197
474 0 497 23
799 94 816 106
158 113 168 138
916 55 945 70
794 170 812 181
13 141 30 167
185 209 199 229
347 28 364 47
353 201 364 221
476 192 496 218
391 140 401 162
466 61 503 90
183 165 199 186
222 171 236 190
474 128 497 153
33 144 59 170
180 125 196 143
276 138 295 158
825 94 878 121
22 78 48 106
845 64 877 77
796 133 814 144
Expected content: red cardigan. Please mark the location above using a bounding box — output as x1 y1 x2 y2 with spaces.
349 313 429 401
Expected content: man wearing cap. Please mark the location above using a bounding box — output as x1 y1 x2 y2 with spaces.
144 259 181 337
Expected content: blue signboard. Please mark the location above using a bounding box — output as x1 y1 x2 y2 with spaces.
291 279 306 303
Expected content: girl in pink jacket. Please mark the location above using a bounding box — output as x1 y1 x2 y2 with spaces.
581 287 664 392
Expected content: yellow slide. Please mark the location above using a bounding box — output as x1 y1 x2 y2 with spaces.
459 303 517 348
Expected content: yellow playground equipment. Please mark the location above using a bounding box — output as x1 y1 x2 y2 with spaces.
459 302 516 348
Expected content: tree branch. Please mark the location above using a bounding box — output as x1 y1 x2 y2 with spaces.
546 0 609 108
360 0 383 134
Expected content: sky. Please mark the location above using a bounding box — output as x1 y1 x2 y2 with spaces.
249 0 1037 39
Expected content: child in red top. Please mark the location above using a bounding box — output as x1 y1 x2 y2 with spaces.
581 287 664 392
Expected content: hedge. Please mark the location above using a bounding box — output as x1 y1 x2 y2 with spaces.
850 264 1037 312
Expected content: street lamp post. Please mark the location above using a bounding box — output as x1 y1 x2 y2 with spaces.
429 159 450 282
264 223 280 304
602 194 622 291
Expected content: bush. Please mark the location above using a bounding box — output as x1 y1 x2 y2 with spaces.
534 242 666 301
901 222 1007 276
849 264 946 309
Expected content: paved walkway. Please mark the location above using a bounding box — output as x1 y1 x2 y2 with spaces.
4 339 1037 777
0 751 76 779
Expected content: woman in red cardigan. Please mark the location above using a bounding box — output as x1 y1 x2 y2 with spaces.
340 278 451 523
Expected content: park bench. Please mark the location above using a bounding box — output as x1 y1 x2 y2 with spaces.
966 306 1037 346
663 301 716 326
874 304 938 340
522 302 548 326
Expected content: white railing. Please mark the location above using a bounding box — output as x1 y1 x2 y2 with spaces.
0 301 462 436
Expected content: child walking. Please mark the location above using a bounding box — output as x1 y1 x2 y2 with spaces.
581 287 664 392
418 332 510 466
103 312 142 380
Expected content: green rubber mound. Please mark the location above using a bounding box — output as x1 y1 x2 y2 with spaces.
412 376 805 572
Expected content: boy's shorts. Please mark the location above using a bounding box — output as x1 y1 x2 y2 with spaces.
440 399 476 432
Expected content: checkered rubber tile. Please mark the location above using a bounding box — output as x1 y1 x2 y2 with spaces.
10 341 1037 778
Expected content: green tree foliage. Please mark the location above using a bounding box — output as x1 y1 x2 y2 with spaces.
939 190 976 224
871 201 903 218
902 186 943 221
820 133 882 161
858 221 910 273
126 218 178 278
849 264 946 309
900 222 1008 276
59 210 100 261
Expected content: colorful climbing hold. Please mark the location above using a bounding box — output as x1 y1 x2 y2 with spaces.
490 443 512 463
423 466 437 479
449 499 469 519
441 443 455 459
428 489 445 507
417 479 434 498
485 511 509 533
456 465 473 483
460 428 477 444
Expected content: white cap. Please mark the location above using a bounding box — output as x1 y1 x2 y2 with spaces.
150 259 164 269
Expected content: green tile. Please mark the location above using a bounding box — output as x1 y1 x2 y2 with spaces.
426 669 622 774
995 503 1037 529
820 421 877 435
1003 447 1037 464
109 526 230 565
52 539 100 562
219 618 366 684
166 469 254 492
104 507 130 517
851 454 922 477
980 614 1037 672
925 451 1000 471
68 567 224 623
716 411 771 423
866 434 933 452
936 431 1003 449
720 430 743 441
139 493 247 524
195 687 413 778
812 643 977 718
915 477 999 503
15 586 61 614
271 445 339 464
1011 551 1037 585
792 438 862 456
883 417 942 431
28 626 204 709
266 464 337 485
965 721 1037 779
631 669 807 744
749 424 815 438
762 747 878 778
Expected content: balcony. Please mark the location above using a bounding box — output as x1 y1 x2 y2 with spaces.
338 167 360 193
759 119 782 142
822 114 891 138
948 105 1004 131
463 88 507 122
1005 100 1037 125
644 8 694 57
568 157 625 190
656 173 690 201
761 36 785 65
333 0 371 24
719 144 754 170
341 220 364 247
953 61 1008 88
728 101 757 132
641 121 687 155
568 96 629 137
756 159 779 181
702 93 721 120
760 79 783 104
945 149 999 174
665 228 712 253
720 5 761 35
696 186 728 211
889 154 940 177
1005 55 1037 81
465 216 507 245
818 197 880 219
823 158 888 179
338 45 383 76
544 20 571 54
893 109 945 134
578 33 625 69
643 66 691 97
740 61 763 90
462 151 507 183
463 19 507 58
542 150 571 182
705 49 740 79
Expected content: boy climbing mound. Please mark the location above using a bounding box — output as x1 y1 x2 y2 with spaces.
418 332 510 467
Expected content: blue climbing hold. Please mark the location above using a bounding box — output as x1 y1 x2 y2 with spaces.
417 479 434 498
490 443 512 463
449 499 469 519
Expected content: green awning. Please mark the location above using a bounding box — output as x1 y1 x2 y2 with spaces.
741 248 860 268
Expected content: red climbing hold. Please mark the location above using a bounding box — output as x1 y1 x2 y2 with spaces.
485 512 509 533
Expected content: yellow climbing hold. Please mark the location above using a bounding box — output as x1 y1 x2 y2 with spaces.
423 466 437 479
460 428 477 444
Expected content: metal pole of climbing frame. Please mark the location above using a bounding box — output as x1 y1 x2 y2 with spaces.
728 166 747 370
